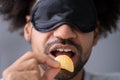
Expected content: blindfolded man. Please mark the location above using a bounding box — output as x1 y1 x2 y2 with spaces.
0 0 120 80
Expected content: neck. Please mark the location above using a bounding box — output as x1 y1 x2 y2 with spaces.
71 69 84 80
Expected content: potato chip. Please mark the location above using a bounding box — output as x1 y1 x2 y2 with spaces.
55 55 74 72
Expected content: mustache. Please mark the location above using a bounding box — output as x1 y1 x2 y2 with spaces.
44 39 82 54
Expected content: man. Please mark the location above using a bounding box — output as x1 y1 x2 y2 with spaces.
0 0 120 80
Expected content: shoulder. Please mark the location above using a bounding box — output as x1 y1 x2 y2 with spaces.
84 72 120 80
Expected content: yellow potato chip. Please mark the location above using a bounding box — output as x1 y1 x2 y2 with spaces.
55 55 74 72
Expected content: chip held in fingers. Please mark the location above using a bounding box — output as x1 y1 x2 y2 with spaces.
55 55 74 72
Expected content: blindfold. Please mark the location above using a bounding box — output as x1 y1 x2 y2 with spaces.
30 0 97 32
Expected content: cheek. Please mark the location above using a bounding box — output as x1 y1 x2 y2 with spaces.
78 33 94 61
30 29 50 54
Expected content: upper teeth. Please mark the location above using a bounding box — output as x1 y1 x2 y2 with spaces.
56 48 72 52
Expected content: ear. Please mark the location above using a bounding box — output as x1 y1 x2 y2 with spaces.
24 21 33 43
93 22 99 46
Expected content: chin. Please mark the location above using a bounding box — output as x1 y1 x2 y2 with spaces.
55 69 75 80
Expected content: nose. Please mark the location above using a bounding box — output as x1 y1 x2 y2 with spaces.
53 24 77 39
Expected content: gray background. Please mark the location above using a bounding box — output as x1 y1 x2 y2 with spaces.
0 16 120 77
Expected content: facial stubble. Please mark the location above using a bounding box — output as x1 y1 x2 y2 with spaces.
42 39 91 80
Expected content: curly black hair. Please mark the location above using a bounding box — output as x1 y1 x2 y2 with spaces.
0 0 36 32
0 0 120 38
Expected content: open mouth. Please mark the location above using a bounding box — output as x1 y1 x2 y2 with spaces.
50 48 76 58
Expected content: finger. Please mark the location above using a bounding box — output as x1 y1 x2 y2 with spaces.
14 51 60 68
14 58 39 71
13 51 35 63
4 70 41 80
19 71 41 80
41 68 60 80
5 58 40 75
35 54 60 68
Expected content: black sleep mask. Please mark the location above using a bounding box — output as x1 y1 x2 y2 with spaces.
30 0 97 32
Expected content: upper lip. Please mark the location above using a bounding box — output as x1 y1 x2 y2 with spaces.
48 44 78 58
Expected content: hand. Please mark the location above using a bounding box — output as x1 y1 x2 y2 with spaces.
2 51 60 80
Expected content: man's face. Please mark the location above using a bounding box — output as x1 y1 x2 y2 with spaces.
24 23 98 80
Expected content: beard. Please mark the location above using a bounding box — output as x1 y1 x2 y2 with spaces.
42 39 91 80
54 54 85 80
